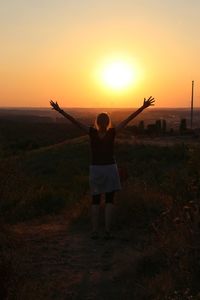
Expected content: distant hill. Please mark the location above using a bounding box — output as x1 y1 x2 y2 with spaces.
1 107 200 129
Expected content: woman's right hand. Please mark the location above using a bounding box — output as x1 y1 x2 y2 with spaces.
50 100 62 112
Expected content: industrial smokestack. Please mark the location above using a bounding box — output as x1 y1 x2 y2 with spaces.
190 80 194 129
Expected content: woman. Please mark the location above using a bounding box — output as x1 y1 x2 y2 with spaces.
50 96 155 239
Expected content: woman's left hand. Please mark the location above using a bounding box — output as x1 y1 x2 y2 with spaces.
142 96 155 109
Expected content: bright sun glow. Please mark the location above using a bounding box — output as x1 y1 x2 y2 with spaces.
101 60 136 90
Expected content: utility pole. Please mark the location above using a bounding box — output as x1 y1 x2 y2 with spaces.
190 80 194 129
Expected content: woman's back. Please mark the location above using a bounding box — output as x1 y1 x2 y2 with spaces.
89 127 116 165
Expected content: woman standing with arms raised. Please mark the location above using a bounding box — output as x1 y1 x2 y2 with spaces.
50 96 155 239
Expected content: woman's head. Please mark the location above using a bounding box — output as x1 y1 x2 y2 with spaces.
95 112 111 130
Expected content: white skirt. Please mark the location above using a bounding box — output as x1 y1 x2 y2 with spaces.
89 163 121 195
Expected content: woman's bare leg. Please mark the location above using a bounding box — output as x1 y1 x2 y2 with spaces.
91 204 100 233
105 203 114 232
91 194 101 238
105 192 115 235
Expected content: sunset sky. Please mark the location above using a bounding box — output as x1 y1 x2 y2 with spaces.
1 0 200 108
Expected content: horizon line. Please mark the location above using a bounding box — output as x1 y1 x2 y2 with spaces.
1 106 200 110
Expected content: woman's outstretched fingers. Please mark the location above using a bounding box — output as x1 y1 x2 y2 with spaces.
143 96 155 108
148 96 155 105
50 100 61 111
50 99 55 109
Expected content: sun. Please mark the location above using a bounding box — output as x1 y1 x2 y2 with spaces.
101 60 136 91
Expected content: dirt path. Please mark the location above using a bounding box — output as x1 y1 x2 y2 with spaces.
12 214 145 300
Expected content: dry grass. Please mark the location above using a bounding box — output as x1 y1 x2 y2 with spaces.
1 141 200 299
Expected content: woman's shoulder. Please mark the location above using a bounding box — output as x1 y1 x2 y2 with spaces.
109 127 116 133
107 127 116 138
89 126 97 135
89 126 97 131
89 126 115 134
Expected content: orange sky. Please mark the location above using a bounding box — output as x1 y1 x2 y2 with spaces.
0 0 200 108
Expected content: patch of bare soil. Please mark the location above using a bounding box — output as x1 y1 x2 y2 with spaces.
11 213 147 300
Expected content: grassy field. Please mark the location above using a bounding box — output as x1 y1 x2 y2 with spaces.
0 119 85 158
1 130 200 299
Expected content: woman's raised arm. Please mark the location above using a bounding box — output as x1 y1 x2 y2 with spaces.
50 100 89 134
115 96 155 132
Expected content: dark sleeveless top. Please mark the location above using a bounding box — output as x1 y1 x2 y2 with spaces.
89 127 116 165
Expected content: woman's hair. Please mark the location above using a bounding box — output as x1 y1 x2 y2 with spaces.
94 112 112 130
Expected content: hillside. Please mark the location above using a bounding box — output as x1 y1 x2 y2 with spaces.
0 136 89 222
1 137 200 299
